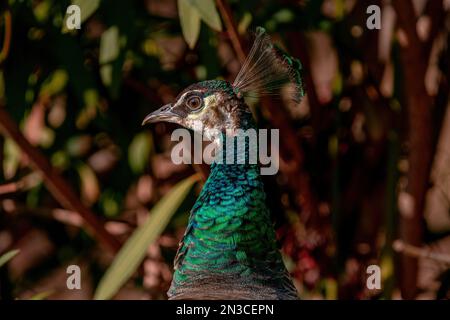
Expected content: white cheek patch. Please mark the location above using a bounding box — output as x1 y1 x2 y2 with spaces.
186 107 207 120
204 94 218 106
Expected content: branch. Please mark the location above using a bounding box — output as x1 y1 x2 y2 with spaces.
0 172 41 196
392 0 423 58
393 0 436 299
215 0 246 64
393 240 450 265
0 106 121 253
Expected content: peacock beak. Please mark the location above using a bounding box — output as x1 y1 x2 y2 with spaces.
142 104 178 125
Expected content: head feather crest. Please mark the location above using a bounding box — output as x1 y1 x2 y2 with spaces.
232 27 305 102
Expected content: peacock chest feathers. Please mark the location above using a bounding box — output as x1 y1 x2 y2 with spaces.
168 160 298 300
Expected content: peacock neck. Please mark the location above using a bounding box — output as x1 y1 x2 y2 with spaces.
197 112 267 235
169 122 296 299
202 144 266 227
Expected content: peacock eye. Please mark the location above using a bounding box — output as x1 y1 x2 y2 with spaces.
186 95 202 110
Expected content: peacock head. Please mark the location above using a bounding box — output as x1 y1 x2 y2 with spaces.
142 80 251 139
142 27 305 140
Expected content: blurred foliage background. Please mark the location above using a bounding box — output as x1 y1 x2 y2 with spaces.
0 0 450 300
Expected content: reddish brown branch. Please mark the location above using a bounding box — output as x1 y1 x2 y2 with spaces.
0 106 121 253
394 1 423 53
392 0 436 299
215 0 246 64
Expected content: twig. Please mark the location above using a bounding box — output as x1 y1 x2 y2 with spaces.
215 0 246 64
0 172 42 196
0 106 121 253
393 240 450 265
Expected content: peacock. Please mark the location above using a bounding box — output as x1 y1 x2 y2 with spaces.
142 27 305 300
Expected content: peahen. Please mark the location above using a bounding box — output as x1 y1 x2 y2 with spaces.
142 27 305 300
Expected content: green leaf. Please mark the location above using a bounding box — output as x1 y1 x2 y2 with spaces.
77 163 100 205
39 70 69 98
0 249 20 268
324 278 338 300
76 89 100 129
100 65 113 87
83 89 100 107
178 0 201 49
34 0 51 23
238 12 252 35
332 71 343 95
51 151 70 169
29 290 55 300
39 127 55 149
100 189 121 218
188 0 222 31
66 135 92 157
62 0 101 33
75 0 101 24
99 27 120 64
3 138 20 179
94 174 200 300
99 27 120 87
273 9 295 23
128 132 153 174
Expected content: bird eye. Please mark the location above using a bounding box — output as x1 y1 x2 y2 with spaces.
186 96 202 110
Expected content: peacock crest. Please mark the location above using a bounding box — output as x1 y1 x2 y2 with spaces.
232 27 305 103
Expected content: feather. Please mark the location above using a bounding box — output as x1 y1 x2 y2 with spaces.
232 27 305 102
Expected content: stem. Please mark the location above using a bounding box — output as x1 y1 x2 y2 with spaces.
393 0 436 299
215 0 246 64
